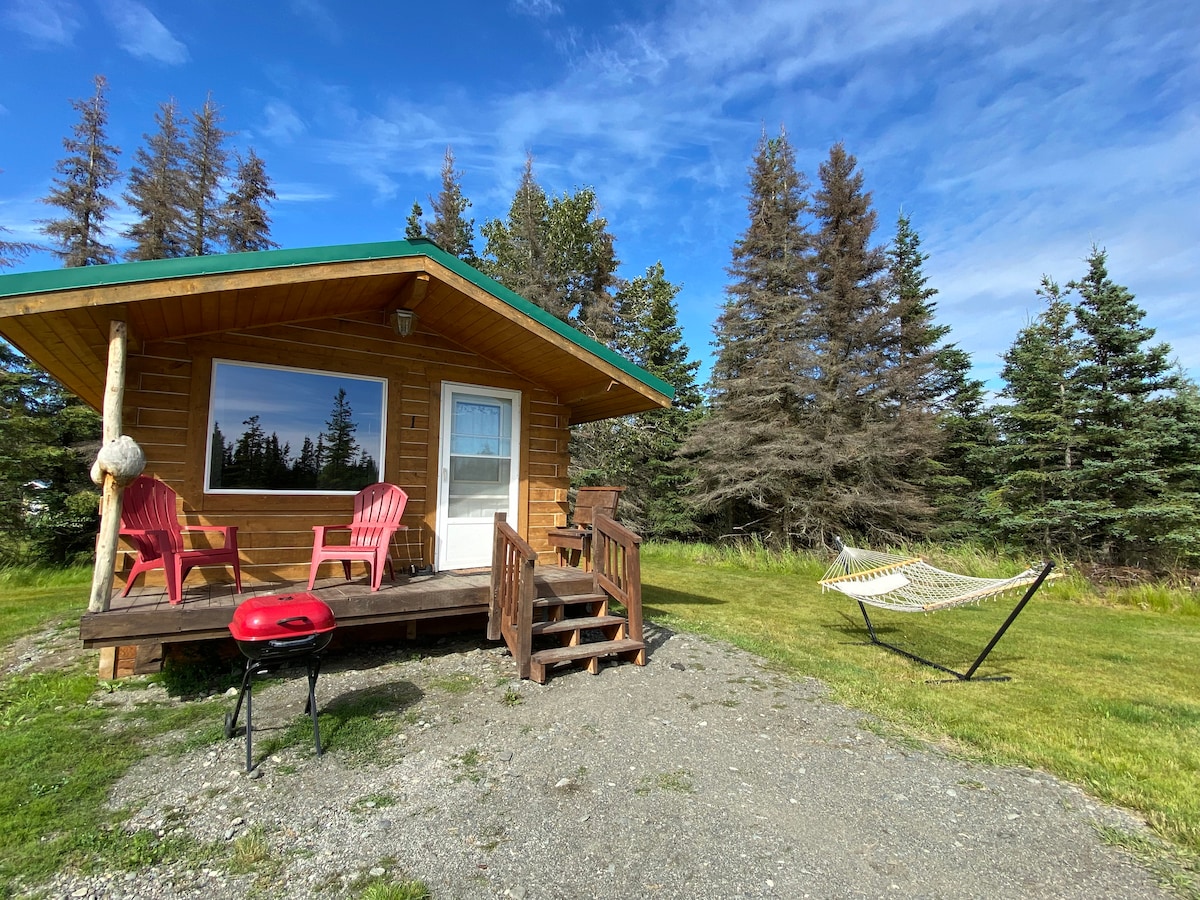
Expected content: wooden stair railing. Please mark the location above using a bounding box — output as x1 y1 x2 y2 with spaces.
489 512 647 684
488 512 536 680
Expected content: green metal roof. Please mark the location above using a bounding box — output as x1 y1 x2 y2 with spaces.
0 238 674 400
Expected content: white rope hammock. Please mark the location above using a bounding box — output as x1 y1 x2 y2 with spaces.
820 545 1056 612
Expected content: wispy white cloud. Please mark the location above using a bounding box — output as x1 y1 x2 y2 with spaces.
509 0 562 19
274 183 335 203
260 100 307 144
188 0 1196 381
3 0 81 45
101 0 188 64
289 0 341 42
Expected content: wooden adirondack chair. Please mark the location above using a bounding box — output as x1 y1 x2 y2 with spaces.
307 483 409 592
119 476 242 605
547 486 624 570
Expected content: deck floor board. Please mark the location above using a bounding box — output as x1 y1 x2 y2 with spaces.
80 567 593 648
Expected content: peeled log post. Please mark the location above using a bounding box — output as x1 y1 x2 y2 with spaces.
88 321 139 614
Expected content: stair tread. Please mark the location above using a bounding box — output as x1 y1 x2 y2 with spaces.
530 638 644 665
531 615 626 636
533 592 606 608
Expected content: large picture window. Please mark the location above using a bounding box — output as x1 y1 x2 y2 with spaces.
206 360 386 494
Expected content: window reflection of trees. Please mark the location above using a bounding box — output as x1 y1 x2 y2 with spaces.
208 364 382 492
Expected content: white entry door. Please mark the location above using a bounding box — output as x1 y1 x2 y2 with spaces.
435 383 521 570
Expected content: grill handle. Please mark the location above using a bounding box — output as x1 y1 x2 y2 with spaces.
276 616 313 627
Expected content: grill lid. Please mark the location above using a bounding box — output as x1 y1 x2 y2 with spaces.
229 593 336 642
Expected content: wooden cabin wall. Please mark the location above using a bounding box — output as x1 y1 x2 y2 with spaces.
116 311 571 587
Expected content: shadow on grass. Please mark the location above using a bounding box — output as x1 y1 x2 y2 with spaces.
642 583 729 612
245 679 424 766
822 604 1032 682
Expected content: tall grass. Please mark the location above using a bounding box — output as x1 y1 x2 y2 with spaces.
0 565 91 648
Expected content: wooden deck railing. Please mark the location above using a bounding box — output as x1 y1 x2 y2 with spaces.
591 513 644 651
488 512 537 679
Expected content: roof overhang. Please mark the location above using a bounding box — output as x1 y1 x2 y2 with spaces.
0 239 674 424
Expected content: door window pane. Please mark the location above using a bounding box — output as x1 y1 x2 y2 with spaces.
447 394 513 518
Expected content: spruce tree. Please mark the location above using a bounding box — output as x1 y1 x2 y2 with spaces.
573 263 703 538
685 129 812 545
0 342 101 563
887 210 989 536
481 155 618 340
123 99 188 261
481 155 553 310
1068 248 1191 563
405 202 425 239
39 74 121 267
426 146 478 264
797 143 938 543
989 279 1088 555
888 211 948 405
991 253 1200 565
182 94 232 256
222 148 278 253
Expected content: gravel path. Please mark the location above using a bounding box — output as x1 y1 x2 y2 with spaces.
23 624 1173 899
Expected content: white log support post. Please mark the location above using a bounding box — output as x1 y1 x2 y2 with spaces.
88 321 130 615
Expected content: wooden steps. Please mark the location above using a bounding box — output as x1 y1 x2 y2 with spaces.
531 614 626 636
527 590 642 683
530 638 646 684
490 512 647 684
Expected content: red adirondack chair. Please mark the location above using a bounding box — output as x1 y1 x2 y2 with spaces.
119 476 242 605
307 483 409 592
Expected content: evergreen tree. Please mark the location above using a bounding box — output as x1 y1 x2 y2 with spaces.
481 154 554 311
405 201 425 239
122 98 188 261
988 279 1090 555
426 146 478 264
684 129 813 545
1067 248 1191 563
798 143 939 543
182 94 232 256
39 74 121 267
481 155 618 340
886 210 990 536
222 148 278 253
989 253 1200 565
888 211 948 405
294 436 320 488
319 389 362 490
925 344 995 540
573 263 703 538
0 342 101 563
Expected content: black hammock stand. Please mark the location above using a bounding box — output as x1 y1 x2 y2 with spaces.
820 542 1058 682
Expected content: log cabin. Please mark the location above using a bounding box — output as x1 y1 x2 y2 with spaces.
0 239 673 673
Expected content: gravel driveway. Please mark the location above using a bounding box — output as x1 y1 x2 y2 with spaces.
27 623 1173 899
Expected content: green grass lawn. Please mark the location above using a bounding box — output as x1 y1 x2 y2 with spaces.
640 541 1200 871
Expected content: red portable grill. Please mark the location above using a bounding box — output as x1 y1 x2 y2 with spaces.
225 593 336 773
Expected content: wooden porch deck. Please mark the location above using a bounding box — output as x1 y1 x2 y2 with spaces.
79 566 594 649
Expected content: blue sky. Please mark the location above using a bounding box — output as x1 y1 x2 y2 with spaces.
1 0 1196 390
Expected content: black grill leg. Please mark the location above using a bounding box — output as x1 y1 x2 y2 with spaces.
306 657 323 757
244 669 254 772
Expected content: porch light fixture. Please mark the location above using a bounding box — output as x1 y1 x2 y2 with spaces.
393 308 417 337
